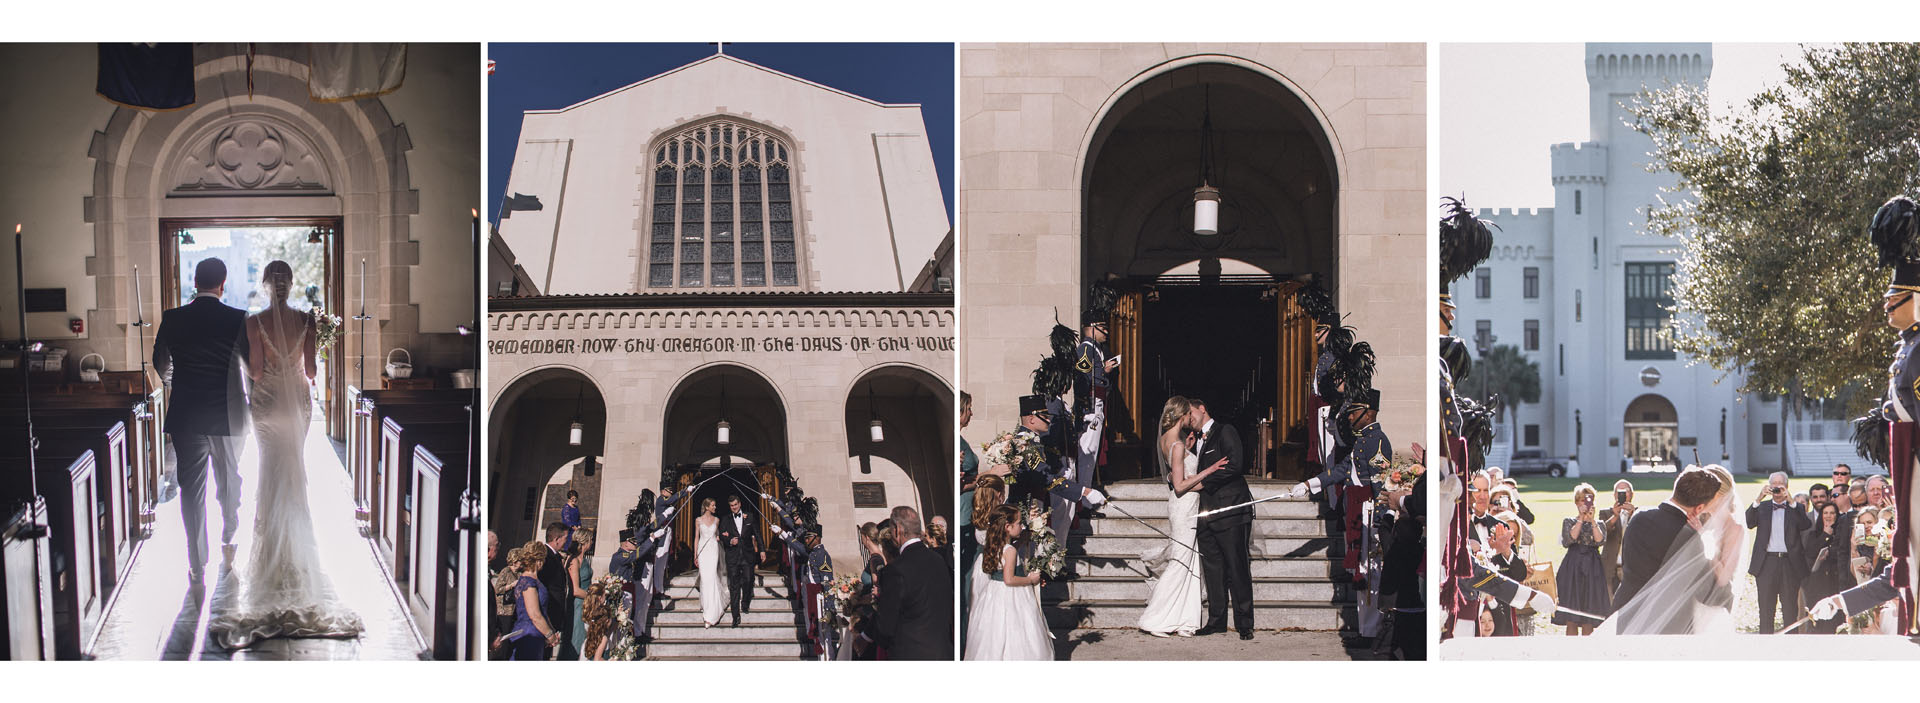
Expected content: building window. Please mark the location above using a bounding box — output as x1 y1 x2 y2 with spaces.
1524 424 1540 447
1474 320 1491 353
1762 423 1779 445
1625 261 1676 360
1524 320 1539 351
1575 289 1582 322
1574 189 1582 215
1523 267 1539 298
1475 267 1491 298
648 120 802 289
1558 343 1564 376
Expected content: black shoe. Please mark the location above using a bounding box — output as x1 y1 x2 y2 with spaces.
1344 635 1375 648
1193 625 1226 637
732 616 742 627
1239 631 1254 641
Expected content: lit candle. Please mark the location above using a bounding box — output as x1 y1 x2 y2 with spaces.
358 258 366 317
132 265 143 325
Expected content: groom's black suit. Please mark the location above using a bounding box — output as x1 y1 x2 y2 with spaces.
1612 502 1733 633
717 509 761 619
152 294 250 573
1193 417 1254 633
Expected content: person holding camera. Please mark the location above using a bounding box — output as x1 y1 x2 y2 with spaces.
1746 471 1811 634
1552 484 1609 635
1598 479 1636 597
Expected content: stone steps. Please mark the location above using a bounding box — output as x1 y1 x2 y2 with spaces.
1073 517 1330 537
1099 498 1319 519
642 570 809 661
1066 554 1346 580
1105 480 1301 501
650 621 807 641
1044 599 1354 630
645 639 812 659
1042 576 1351 603
1072 534 1342 558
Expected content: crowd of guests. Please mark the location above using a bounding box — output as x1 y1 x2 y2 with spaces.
485 492 956 661
1468 462 1901 636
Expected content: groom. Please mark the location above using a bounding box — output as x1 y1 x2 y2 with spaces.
716 494 763 626
1188 399 1255 639
152 258 251 584
1611 468 1732 633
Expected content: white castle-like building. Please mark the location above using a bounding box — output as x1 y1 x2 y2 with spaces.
1452 43 1867 477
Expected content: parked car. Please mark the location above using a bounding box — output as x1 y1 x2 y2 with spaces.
1505 450 1566 478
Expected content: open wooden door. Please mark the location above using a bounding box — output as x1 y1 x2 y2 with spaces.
1107 289 1146 481
1273 280 1314 481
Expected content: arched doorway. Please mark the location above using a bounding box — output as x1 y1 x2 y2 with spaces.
844 365 954 528
487 367 607 545
1624 394 1679 472
659 364 788 573
1082 61 1338 481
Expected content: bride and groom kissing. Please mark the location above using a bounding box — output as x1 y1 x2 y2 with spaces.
153 257 361 649
1607 464 1741 635
1137 395 1258 640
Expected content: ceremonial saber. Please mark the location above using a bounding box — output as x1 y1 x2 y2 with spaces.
1776 614 1816 634
1100 501 1203 576
1197 493 1290 519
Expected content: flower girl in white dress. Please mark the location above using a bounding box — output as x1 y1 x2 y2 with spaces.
963 504 1050 660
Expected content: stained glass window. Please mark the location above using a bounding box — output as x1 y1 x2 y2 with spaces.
647 120 802 289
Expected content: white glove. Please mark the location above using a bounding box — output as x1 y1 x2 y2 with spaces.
775 529 789 541
663 506 676 518
1289 482 1310 498
1082 487 1106 507
761 492 773 501
1809 595 1844 620
1078 398 1106 455
1525 589 1556 616
651 528 667 541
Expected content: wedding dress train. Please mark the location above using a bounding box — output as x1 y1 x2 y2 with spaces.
697 521 728 626
1137 445 1205 636
207 311 363 649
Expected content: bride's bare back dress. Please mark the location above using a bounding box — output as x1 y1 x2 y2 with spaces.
207 309 364 648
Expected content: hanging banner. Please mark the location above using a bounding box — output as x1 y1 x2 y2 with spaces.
97 43 195 111
309 43 406 102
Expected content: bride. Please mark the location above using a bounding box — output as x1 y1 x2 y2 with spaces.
1597 464 1744 636
207 260 363 649
695 498 728 627
1137 395 1225 637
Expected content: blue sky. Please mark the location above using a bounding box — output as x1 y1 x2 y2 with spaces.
485 42 954 225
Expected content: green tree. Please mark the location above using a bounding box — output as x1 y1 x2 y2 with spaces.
1630 43 1920 404
1477 344 1542 423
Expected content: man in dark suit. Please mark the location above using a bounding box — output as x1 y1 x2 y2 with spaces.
715 494 762 626
1747 471 1811 633
538 521 572 658
152 257 250 583
874 506 954 660
1188 398 1255 639
1612 468 1733 633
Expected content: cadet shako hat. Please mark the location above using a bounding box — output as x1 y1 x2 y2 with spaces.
1019 394 1050 417
1873 195 1920 298
1438 196 1495 308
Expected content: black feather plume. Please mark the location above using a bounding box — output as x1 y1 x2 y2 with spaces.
1087 281 1119 318
1324 325 1355 356
1459 395 1497 471
1049 323 1078 357
1439 196 1497 289
1032 354 1075 397
628 490 655 534
1294 281 1337 326
1341 341 1377 394
1439 336 1472 383
1852 407 1890 466
1871 195 1920 267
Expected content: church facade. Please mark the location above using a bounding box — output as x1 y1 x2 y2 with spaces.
487 53 955 575
1452 43 1792 476
958 44 1425 478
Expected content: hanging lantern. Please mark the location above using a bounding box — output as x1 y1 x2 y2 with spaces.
567 420 583 447
1193 185 1221 236
869 419 884 443
716 419 732 445
567 380 585 446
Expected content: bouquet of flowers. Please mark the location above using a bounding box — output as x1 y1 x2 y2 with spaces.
600 575 642 661
1019 499 1067 580
824 575 862 610
982 430 1049 480
312 307 345 361
1380 457 1424 492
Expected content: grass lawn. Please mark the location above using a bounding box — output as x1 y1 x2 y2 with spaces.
1504 472 1850 635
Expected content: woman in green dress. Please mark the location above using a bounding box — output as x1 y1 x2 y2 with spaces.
565 526 595 659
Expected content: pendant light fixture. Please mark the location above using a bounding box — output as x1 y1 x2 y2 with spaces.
716 375 732 445
1192 84 1221 236
567 381 584 446
867 383 884 443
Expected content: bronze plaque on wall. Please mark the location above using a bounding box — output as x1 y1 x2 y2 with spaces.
851 482 887 508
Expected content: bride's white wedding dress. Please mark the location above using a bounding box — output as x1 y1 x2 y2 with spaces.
1137 440 1204 636
696 520 727 626
1596 488 1746 636
207 311 363 649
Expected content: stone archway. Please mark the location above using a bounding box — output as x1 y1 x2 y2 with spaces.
658 364 788 571
1080 60 1339 481
1624 393 1679 471
488 366 608 546
843 363 954 527
87 44 423 436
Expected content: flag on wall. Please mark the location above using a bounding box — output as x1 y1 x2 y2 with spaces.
308 43 407 102
96 43 195 111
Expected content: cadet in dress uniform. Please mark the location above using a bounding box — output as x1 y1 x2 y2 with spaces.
1291 388 1391 643
1436 196 1494 640
1007 394 1058 506
609 525 665 641
1294 282 1341 469
1809 196 1920 634
1073 308 1116 499
775 522 835 658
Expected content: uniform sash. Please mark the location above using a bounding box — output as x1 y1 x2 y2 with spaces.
1440 435 1475 640
1342 484 1376 575
1892 420 1916 634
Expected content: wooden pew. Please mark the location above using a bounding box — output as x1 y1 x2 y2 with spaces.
1 499 55 661
408 432 468 659
0 442 103 660
350 389 470 532
376 408 468 586
0 391 159 586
